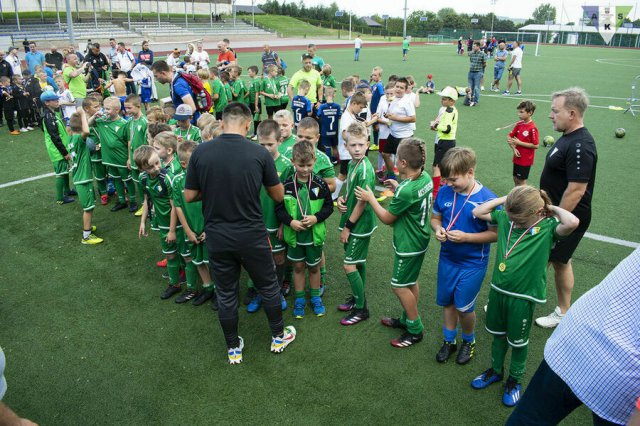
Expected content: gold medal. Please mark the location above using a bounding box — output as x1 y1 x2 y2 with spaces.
499 262 506 272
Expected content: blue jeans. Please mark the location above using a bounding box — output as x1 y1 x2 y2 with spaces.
354 48 360 61
467 71 482 103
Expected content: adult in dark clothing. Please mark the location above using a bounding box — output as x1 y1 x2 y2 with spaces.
137 41 154 66
184 103 296 364
535 87 598 329
84 43 109 91
0 50 12 126
45 47 64 71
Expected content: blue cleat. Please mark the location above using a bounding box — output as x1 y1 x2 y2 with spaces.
293 297 306 319
247 295 262 313
471 368 503 390
310 296 325 316
502 377 522 407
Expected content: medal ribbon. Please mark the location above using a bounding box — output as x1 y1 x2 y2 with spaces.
504 217 545 260
293 173 312 218
446 181 476 232
344 157 365 198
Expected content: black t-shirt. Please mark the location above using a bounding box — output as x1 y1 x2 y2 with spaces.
185 133 280 250
45 52 64 70
85 51 108 70
0 60 12 78
540 127 597 216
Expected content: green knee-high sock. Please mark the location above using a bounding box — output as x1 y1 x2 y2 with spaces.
346 271 365 309
406 315 424 334
125 179 136 203
96 179 107 195
357 263 367 288
55 177 65 202
167 256 181 286
136 181 144 205
63 174 71 193
184 261 198 291
509 345 529 382
320 265 327 284
113 179 126 203
285 265 293 283
247 279 255 289
491 337 509 376
400 310 408 326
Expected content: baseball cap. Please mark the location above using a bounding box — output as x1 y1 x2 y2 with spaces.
174 104 193 120
40 91 60 102
437 86 458 100
427 74 433 79
7 46 17 52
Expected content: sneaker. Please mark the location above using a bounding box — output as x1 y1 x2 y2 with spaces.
436 341 457 363
9 130 20 135
100 194 109 205
247 295 263 313
502 377 522 407
106 182 116 196
319 284 325 297
192 290 213 306
19 128 28 132
515 91 522 95
161 271 169 279
134 206 144 216
281 281 291 297
337 295 355 312
210 292 219 311
81 234 104 245
228 336 244 365
26 126 34 131
469 102 476 107
391 331 423 347
243 287 257 305
480 86 485 91
160 285 181 300
293 297 306 318
456 340 475 365
369 144 379 151
380 189 395 198
66 189 78 196
156 258 167 268
280 294 288 311
110 202 128 212
271 325 296 353
535 306 564 328
56 196 75 205
310 296 326 316
128 202 138 213
471 368 503 390
502 91 510 95
340 307 369 326
175 289 198 303
380 317 407 330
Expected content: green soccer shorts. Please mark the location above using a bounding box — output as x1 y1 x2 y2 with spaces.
130 167 141 183
287 243 323 267
76 183 96 211
92 160 106 181
485 289 536 348
390 253 426 287
53 159 70 176
183 239 209 265
269 232 286 253
107 165 131 182
343 235 370 265
159 228 185 255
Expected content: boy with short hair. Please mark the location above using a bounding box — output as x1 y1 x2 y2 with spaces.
125 94 148 216
341 78 355 110
261 65 281 120
417 74 435 94
247 65 262 138
209 67 228 121
163 104 178 126
173 104 202 143
316 86 341 162
276 141 333 318
291 79 312 128
276 66 289 112
430 86 459 200
273 109 295 156
81 97 109 205
333 92 367 201
11 75 33 132
104 71 134 114
220 71 233 105
89 96 137 212
507 101 539 186
68 109 103 244
53 75 76 124
0 77 19 135
431 147 498 364
229 66 248 105
320 64 336 103
375 83 396 178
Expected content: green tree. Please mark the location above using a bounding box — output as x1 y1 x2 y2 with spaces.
532 3 556 24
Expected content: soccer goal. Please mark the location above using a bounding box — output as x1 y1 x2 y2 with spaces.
427 34 445 44
486 31 541 56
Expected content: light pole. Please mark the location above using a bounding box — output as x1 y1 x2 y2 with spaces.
490 0 497 38
402 0 408 37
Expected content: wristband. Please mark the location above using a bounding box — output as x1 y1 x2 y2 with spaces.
345 219 355 230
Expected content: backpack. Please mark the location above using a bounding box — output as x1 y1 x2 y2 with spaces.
177 72 213 113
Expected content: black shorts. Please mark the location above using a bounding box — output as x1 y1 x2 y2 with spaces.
513 164 531 180
383 134 408 155
339 160 350 176
215 111 223 121
320 134 339 148
433 139 456 167
549 211 591 264
250 100 262 115
266 105 280 117
278 102 288 111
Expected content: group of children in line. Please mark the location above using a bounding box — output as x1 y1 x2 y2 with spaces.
37 55 581 408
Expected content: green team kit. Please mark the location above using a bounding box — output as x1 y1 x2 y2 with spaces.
172 173 207 265
68 133 96 211
278 134 296 156
88 127 107 194
231 78 248 105
211 78 228 114
43 110 70 176
174 125 202 143
261 77 281 109
261 154 295 253
129 115 148 205
283 148 336 182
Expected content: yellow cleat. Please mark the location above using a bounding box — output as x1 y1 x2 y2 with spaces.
134 206 144 217
91 225 96 232
81 234 104 245
370 144 379 151
376 195 388 202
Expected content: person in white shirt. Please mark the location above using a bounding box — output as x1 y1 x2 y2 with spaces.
166 49 181 70
381 77 415 181
191 42 210 70
354 35 363 61
115 42 136 94
504 41 524 95
6 47 22 76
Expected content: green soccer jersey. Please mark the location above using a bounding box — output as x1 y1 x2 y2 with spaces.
129 115 148 170
262 77 280 108
293 180 313 245
321 74 336 89
43 111 69 163
389 171 433 256
489 210 561 304
403 39 410 50
89 128 102 163
93 116 130 168
279 134 296 156
174 124 202 143
261 154 295 231
211 78 228 113
313 149 336 179
172 172 204 234
249 76 262 105
276 75 289 104
232 79 247 104
163 155 183 178
224 83 233 105
168 118 178 126
68 133 93 184
141 170 180 230
338 158 377 237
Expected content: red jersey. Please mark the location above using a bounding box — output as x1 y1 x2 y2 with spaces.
217 50 236 65
509 120 539 166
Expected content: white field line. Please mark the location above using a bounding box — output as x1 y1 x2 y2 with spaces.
0 172 55 189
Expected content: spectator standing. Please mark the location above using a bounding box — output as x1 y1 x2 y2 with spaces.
62 53 89 107
166 48 181 70
306 44 324 71
137 41 157 101
108 38 118 68
191 42 210 70
467 41 485 106
287 53 323 110
84 43 109 92
261 44 280 74
115 42 136 95
354 35 363 61
216 40 236 72
504 41 524 95
6 47 22 76
25 42 45 73
69 45 84 62
491 41 508 92
45 46 64 71
152 60 199 123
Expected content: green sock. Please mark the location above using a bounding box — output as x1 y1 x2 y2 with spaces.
63 175 71 193
406 315 424 334
184 261 198 291
509 345 529 383
167 257 181 286
202 282 215 293
320 265 326 284
125 179 136 202
346 271 365 309
113 179 126 203
295 290 305 299
310 288 321 298
247 279 255 289
285 265 293 282
55 177 64 201
400 310 408 326
96 179 107 195
357 263 367 286
491 337 509 376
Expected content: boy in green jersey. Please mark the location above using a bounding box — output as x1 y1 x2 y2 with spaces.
470 186 579 407
355 138 433 347
209 68 228 121
89 97 137 213
276 67 289 111
273 109 295 156
276 141 333 319
335 122 377 325
152 131 183 177
124 94 148 216
41 91 77 205
229 66 248 105
246 120 294 313
173 141 217 307
82 96 109 205
68 109 103 244
320 64 336 103
220 71 233 108
163 104 178 127
135 144 185 300
247 65 262 138
173 104 202 143
261 65 282 120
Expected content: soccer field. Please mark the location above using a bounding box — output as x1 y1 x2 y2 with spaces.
0 42 638 425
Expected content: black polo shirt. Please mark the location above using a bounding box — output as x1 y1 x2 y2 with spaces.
0 60 12 78
185 133 280 250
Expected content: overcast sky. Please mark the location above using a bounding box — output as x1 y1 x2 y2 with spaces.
250 0 640 23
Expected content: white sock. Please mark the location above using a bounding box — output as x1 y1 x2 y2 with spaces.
332 178 345 200
377 154 384 171
83 230 91 239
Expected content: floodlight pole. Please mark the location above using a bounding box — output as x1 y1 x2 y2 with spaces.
126 0 131 30
55 0 61 29
13 0 20 31
157 0 160 27
349 12 352 40
252 0 255 27
64 0 75 44
93 0 97 28
490 0 497 37
402 0 407 37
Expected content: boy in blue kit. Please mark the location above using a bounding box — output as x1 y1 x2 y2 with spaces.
291 79 312 127
431 147 498 364
316 86 341 161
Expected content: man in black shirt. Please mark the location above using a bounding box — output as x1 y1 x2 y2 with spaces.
184 103 297 364
537 87 597 329
45 47 64 71
0 50 12 127
84 44 109 91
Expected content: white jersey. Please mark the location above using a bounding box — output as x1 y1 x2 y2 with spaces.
511 47 523 68
376 96 392 139
388 94 416 138
57 89 77 119
191 50 210 69
338 110 359 161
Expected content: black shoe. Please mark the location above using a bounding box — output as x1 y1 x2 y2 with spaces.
340 307 369 326
128 202 138 213
436 340 457 363
192 290 213 306
110 202 128 212
456 340 475 365
391 331 424 348
337 295 355 312
211 292 219 311
65 189 78 196
380 317 407 330
175 289 198 303
162 271 169 279
243 287 257 305
160 285 181 300
56 196 75 205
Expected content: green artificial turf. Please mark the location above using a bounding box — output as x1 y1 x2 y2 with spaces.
0 43 638 425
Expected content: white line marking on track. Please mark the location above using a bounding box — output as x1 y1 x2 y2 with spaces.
0 172 55 189
595 58 640 68
481 94 624 110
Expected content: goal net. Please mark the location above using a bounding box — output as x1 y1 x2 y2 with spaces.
486 31 541 56
427 34 445 44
